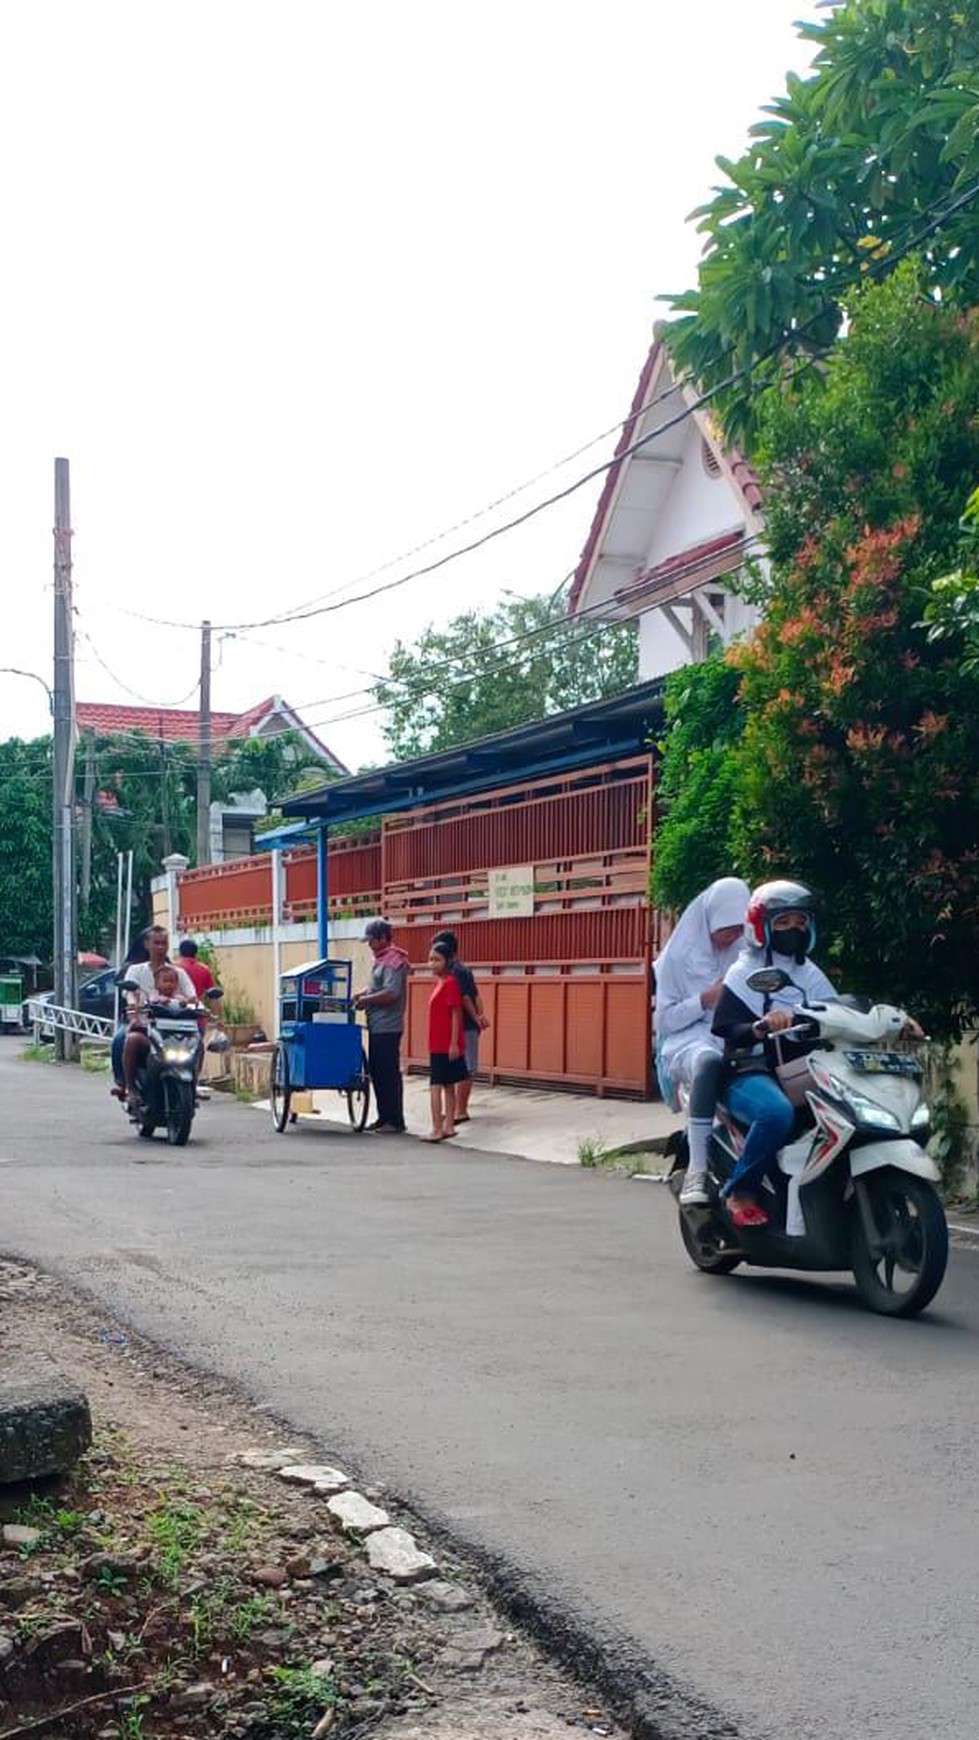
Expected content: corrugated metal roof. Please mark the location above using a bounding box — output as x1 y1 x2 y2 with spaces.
282 679 664 826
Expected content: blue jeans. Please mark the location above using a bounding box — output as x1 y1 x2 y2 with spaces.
721 1072 795 1198
111 1025 126 1086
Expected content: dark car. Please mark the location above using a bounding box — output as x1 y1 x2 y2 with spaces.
78 968 120 1023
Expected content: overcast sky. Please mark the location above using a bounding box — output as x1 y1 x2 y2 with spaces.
0 1 816 771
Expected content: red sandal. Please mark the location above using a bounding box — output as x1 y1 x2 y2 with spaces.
726 1199 769 1229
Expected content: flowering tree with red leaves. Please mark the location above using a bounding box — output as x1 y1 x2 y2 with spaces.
654 266 979 1036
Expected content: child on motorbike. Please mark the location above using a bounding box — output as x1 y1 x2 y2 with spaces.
153 963 190 1009
654 877 750 1206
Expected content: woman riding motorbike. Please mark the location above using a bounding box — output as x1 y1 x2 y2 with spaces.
654 877 750 1206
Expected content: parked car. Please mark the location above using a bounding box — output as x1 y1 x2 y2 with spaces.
25 968 120 1038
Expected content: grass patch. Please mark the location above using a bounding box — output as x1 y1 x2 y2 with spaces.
268 1662 338 1735
81 1045 111 1073
577 1136 612 1168
21 1040 54 1061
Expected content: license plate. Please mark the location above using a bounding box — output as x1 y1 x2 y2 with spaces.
843 1050 921 1078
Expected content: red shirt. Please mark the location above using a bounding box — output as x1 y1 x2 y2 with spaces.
181 957 215 999
428 974 462 1053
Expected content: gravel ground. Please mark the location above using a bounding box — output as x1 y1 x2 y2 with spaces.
0 1257 625 1740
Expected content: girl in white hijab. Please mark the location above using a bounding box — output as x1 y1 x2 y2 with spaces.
654 876 750 1205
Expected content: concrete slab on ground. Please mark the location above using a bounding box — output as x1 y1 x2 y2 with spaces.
259 1077 682 1167
401 1076 678 1166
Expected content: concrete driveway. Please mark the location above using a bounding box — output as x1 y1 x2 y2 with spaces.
1 1043 977 1740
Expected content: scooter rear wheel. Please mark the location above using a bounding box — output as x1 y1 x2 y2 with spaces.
679 1208 742 1275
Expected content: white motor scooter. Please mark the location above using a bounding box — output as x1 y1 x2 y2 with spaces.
670 968 948 1317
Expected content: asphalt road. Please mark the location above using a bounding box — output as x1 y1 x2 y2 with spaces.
2 1044 977 1740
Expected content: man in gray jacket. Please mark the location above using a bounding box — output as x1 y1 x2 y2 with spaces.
354 919 409 1133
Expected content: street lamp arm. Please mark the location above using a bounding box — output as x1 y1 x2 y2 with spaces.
0 667 54 712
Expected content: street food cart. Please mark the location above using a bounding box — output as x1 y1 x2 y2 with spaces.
270 957 370 1132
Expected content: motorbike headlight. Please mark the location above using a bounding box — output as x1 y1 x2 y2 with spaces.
163 1043 197 1064
911 1102 931 1131
825 1074 902 1132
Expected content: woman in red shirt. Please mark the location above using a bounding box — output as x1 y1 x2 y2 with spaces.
425 941 466 1141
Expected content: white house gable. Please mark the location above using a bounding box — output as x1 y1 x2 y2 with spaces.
570 328 764 678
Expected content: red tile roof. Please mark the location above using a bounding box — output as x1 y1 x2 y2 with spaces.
76 703 243 742
569 335 764 615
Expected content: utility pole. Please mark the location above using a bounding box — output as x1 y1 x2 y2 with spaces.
52 457 78 1061
196 619 212 866
79 733 95 909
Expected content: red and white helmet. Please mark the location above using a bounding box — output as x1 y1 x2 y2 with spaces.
745 879 817 951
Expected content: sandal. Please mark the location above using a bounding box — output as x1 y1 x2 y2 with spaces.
727 1199 769 1229
421 1132 447 1143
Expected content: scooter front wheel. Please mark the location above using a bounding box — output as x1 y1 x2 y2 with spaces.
165 1078 195 1147
852 1168 948 1317
679 1208 742 1275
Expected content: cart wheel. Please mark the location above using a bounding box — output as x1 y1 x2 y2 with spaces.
271 1042 292 1133
346 1049 370 1132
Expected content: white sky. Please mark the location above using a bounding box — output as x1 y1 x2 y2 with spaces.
0 0 815 771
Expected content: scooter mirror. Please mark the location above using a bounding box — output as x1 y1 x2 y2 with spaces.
117 979 140 994
746 967 793 995
203 986 224 1002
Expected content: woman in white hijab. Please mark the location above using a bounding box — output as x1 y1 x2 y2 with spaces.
654 876 750 1205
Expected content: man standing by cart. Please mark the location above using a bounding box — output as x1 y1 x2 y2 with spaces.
355 920 409 1133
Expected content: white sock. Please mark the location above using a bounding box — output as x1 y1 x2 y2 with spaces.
687 1118 711 1175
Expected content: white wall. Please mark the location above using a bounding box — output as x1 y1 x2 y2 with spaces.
635 422 756 680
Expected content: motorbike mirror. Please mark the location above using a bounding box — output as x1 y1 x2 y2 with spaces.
203 986 224 1001
746 967 792 995
117 978 140 994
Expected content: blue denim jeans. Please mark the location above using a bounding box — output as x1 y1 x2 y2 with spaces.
721 1071 795 1198
111 1025 127 1086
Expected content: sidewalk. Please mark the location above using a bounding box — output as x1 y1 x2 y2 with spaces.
289 1075 680 1168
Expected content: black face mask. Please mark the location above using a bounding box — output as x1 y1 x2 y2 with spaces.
771 926 809 963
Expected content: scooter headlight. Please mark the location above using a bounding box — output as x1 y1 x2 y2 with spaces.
911 1101 931 1131
163 1043 198 1065
825 1074 902 1132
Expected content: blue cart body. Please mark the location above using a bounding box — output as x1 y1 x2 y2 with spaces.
276 957 365 1092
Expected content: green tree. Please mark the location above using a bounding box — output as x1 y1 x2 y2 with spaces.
373 591 638 761
665 0 979 437
0 737 53 959
922 483 979 668
654 267 979 1037
651 658 745 909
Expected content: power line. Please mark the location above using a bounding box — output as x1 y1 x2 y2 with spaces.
77 628 200 708
105 176 979 639
67 535 762 757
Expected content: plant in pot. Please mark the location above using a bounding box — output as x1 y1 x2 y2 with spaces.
219 983 262 1049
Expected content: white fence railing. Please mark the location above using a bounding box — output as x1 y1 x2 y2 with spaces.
26 998 114 1042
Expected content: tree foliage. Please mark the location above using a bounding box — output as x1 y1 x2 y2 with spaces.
0 738 53 959
373 591 638 761
0 727 331 963
922 482 979 670
651 659 745 909
653 268 979 1036
665 0 979 437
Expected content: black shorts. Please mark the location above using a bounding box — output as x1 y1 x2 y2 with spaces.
430 1052 468 1087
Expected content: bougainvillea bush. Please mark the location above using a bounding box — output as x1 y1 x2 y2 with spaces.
653 266 979 1037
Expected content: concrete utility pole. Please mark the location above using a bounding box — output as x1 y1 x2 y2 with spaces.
196 619 212 866
52 457 78 1060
